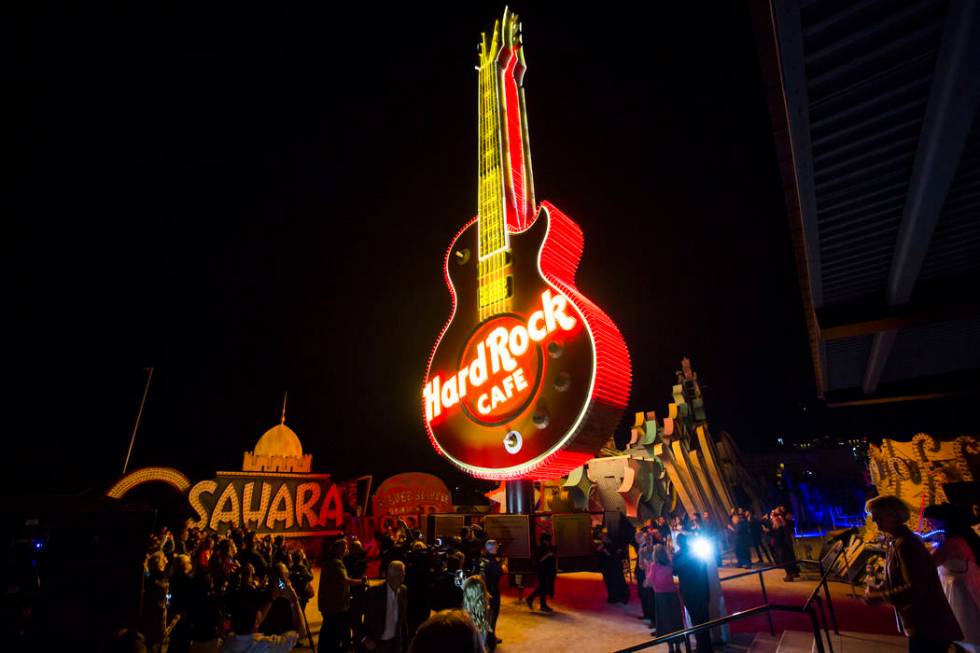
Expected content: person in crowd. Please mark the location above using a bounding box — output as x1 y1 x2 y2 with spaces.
864 495 962 653
923 503 980 652
781 509 801 581
238 532 269 583
745 511 771 566
431 552 465 612
597 528 630 604
210 538 241 593
478 539 507 643
196 534 215 572
222 578 302 653
525 533 557 612
271 536 288 566
167 554 194 653
635 528 657 626
141 551 171 653
407 610 484 653
360 560 409 653
319 538 366 652
689 512 702 533
729 514 751 569
646 543 684 652
288 550 314 613
405 541 434 638
106 621 149 653
462 576 495 652
673 534 714 653
260 563 299 635
186 566 222 652
767 510 788 572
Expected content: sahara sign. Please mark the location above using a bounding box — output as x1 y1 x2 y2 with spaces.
188 472 344 536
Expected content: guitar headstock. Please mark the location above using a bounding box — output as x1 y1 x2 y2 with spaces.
502 8 522 56
478 8 524 68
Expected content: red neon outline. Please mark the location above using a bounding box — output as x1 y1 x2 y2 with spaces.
501 48 528 231
422 205 632 480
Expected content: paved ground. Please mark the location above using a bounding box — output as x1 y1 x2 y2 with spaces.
294 566 903 653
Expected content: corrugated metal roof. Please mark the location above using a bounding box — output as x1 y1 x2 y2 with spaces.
759 0 979 399
881 317 980 382
826 335 873 390
803 0 948 305
919 113 980 281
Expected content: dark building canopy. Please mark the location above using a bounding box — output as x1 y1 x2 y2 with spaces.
754 0 980 405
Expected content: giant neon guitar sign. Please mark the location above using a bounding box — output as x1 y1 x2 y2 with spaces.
423 10 631 480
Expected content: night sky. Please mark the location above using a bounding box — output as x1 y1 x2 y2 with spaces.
9 3 976 498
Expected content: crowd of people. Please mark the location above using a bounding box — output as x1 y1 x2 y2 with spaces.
589 505 806 652
114 525 317 653
113 519 530 653
112 496 980 653
318 520 558 653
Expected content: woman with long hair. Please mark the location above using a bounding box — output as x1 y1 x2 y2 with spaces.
924 503 980 652
462 575 495 652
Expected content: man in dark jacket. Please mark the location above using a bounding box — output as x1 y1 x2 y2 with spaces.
319 539 366 653
673 534 714 653
865 495 962 653
359 560 408 653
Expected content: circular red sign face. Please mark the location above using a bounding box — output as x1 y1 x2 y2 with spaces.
458 315 543 426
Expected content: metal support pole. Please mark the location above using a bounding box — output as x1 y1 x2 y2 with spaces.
505 479 534 514
758 571 775 637
123 367 154 474
822 577 840 634
809 607 826 653
814 595 833 653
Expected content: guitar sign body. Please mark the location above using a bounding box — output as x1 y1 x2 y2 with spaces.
423 10 631 480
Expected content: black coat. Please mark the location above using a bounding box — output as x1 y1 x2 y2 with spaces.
361 583 408 645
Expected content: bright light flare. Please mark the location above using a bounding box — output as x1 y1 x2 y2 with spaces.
690 536 713 561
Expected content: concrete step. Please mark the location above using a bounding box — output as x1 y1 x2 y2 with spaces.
824 630 906 653
769 629 908 653
746 632 781 653
776 630 814 653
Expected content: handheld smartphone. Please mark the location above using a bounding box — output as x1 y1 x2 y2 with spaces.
277 578 286 590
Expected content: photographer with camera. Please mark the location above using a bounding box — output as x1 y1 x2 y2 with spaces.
222 572 303 653
431 550 465 611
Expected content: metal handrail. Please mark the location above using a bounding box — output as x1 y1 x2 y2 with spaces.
804 545 845 611
624 548 848 653
612 602 828 653
718 564 789 582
